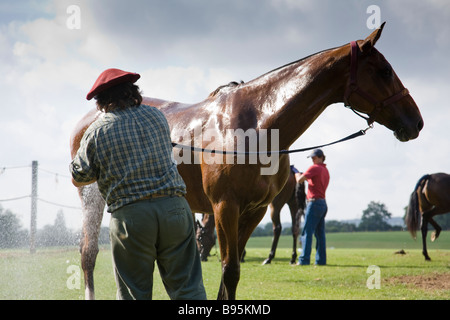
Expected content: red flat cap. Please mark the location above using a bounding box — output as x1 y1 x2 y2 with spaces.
86 68 140 100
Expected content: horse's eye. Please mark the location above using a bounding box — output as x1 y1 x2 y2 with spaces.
380 66 393 79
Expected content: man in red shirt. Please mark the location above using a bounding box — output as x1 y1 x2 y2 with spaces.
294 148 330 265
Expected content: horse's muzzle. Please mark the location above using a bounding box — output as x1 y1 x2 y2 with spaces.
394 118 424 142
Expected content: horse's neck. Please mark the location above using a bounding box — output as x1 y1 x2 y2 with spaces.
249 47 348 149
147 46 349 150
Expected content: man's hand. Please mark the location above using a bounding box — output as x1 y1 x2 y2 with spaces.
72 177 96 187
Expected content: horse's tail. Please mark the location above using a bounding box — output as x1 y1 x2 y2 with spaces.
295 180 306 213
405 174 430 238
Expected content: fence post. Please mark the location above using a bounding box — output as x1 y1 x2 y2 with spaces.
30 160 38 253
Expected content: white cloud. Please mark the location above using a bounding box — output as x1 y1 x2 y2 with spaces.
138 66 236 103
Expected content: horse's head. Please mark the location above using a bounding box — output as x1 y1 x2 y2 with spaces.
344 22 423 142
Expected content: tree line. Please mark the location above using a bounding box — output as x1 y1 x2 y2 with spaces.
1 201 449 248
0 205 109 249
252 201 450 237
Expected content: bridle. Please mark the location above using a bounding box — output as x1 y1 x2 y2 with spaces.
344 41 410 126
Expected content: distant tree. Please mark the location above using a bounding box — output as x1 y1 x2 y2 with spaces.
0 206 28 248
359 201 392 231
54 210 67 234
37 210 77 247
251 222 276 237
281 226 293 236
250 225 266 237
435 213 450 230
326 220 357 233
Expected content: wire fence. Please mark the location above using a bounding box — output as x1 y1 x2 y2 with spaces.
0 162 81 210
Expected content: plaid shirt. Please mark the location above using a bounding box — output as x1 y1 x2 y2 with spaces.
70 105 186 212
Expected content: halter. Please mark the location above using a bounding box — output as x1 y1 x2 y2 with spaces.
343 41 410 126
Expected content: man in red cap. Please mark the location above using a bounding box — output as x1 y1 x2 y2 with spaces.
70 68 206 300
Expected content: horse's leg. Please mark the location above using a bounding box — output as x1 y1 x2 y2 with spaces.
78 183 105 300
262 204 281 265
204 214 216 259
288 200 301 265
238 207 268 261
420 214 431 261
214 201 240 300
426 207 448 242
429 217 442 242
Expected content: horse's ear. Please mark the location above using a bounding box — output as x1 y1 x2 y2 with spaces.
361 21 386 53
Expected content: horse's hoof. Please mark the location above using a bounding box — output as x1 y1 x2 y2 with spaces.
431 231 440 242
262 259 271 265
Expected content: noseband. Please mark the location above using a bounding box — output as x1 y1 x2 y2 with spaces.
344 41 410 125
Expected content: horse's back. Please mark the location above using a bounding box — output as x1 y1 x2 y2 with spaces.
426 173 450 207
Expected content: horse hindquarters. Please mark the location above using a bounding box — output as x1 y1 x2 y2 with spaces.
78 183 105 300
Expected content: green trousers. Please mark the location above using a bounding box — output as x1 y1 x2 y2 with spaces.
109 196 206 300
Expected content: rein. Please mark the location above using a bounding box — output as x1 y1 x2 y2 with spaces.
171 125 372 155
343 41 410 125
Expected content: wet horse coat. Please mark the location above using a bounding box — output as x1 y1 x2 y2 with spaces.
70 24 423 299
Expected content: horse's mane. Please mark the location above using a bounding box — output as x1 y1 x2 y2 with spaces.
208 80 244 97
208 45 343 99
256 45 347 83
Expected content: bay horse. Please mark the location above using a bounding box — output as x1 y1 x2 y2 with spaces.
196 167 306 264
70 23 423 300
405 173 450 261
262 166 306 265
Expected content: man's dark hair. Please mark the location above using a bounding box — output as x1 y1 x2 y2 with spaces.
95 82 143 112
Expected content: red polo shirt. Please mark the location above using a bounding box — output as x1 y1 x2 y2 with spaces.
303 163 330 200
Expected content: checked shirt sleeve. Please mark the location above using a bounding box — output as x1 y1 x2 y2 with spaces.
70 129 99 183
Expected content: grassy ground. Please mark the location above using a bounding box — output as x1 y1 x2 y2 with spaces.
248 230 450 250
0 231 449 300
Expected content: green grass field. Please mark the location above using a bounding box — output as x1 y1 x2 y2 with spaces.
1 231 449 300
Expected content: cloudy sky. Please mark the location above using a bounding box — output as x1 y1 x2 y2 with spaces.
0 0 449 231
